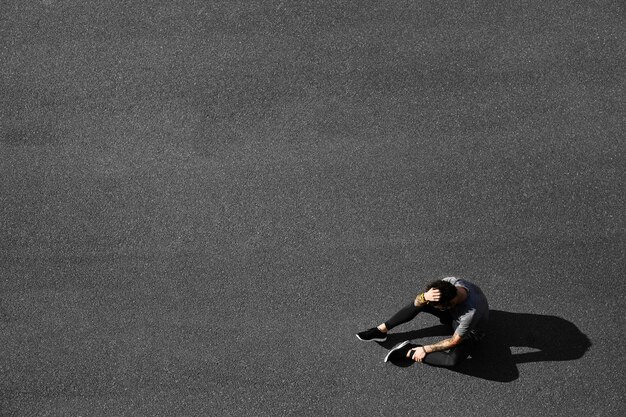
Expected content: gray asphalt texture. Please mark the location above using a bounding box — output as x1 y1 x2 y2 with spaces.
1 1 625 416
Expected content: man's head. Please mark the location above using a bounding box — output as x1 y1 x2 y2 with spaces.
426 280 457 309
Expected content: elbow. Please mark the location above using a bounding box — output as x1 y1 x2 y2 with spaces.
450 334 464 347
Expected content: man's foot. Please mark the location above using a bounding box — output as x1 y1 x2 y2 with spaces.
384 341 418 363
356 327 387 342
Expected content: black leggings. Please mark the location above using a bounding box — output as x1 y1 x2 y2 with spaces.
384 302 476 367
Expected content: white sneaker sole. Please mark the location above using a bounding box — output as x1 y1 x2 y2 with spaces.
384 340 411 363
356 334 387 342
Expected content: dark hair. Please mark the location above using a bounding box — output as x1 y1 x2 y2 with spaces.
426 280 457 306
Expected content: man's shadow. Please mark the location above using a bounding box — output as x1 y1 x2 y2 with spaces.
378 310 592 382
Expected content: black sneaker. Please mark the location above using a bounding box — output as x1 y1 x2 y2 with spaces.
384 341 419 363
356 327 387 342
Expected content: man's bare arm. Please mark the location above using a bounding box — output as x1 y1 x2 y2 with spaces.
424 333 463 353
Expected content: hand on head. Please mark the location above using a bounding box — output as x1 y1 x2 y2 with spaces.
424 288 441 303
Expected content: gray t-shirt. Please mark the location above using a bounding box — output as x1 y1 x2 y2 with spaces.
443 277 489 341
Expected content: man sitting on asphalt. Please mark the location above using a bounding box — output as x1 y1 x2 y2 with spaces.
357 277 489 366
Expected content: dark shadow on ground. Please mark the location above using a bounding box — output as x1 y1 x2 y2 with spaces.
379 310 592 382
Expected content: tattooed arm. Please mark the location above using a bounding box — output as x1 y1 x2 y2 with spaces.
408 333 464 362
424 333 463 353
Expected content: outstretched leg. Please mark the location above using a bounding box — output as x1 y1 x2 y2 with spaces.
357 301 422 341
383 303 453 331
383 302 421 331
357 299 452 342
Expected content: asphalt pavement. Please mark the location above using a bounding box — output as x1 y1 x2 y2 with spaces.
1 1 624 416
